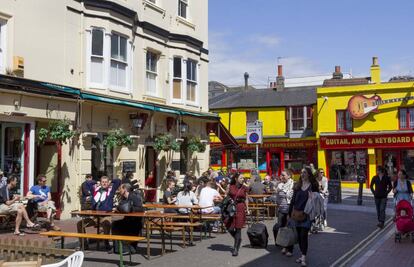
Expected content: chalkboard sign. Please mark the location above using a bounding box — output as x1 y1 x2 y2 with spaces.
122 161 136 173
328 180 342 203
171 160 180 171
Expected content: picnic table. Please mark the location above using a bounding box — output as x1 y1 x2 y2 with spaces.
71 210 175 259
248 194 277 221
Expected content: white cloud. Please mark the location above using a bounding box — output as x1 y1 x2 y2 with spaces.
208 32 322 87
254 35 281 47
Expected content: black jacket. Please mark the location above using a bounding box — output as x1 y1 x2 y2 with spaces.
0 186 11 205
370 175 392 198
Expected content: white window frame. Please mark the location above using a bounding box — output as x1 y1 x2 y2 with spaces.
146 50 158 96
288 106 310 132
178 0 188 19
185 58 198 106
0 20 7 74
171 56 183 104
87 28 106 89
109 32 130 93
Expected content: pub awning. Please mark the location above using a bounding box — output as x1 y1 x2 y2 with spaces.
207 121 239 149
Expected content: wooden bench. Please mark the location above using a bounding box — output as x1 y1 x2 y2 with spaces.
148 221 202 246
40 231 145 267
170 214 224 235
0 259 42 267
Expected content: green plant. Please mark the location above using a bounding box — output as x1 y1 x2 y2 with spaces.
187 136 206 153
37 119 75 144
154 133 181 152
103 128 133 149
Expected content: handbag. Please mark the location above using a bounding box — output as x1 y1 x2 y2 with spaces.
276 225 297 247
291 208 306 222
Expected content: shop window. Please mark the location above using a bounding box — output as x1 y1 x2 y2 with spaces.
91 134 114 180
402 150 414 179
284 149 315 174
146 50 158 96
210 149 222 166
336 110 353 132
329 150 367 181
234 149 266 171
246 111 258 123
399 108 414 129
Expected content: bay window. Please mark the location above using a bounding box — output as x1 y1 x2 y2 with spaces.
0 20 5 73
173 57 182 100
186 59 197 102
90 29 104 85
146 51 158 96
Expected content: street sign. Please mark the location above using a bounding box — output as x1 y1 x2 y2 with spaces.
247 120 263 144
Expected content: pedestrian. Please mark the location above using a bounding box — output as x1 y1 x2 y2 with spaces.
288 166 319 267
249 175 266 195
370 166 392 228
225 172 249 256
393 169 412 206
316 168 329 226
274 169 294 256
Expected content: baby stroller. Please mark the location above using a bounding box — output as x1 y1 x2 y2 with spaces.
394 199 414 243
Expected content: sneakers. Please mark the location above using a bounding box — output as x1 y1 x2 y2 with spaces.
281 248 286 254
377 222 384 229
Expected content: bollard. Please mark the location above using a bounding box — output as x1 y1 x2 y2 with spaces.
357 175 366 206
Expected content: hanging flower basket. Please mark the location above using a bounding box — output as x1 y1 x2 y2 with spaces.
103 128 133 149
187 136 206 153
154 133 181 152
37 119 75 145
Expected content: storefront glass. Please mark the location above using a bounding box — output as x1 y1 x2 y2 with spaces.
329 150 367 181
402 150 414 179
2 124 24 194
284 149 315 173
233 149 266 171
210 149 222 166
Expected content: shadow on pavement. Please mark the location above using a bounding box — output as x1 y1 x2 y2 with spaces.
207 243 233 252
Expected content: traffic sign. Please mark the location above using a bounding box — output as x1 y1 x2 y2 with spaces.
247 120 263 144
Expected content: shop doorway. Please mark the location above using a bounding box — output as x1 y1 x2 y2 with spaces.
37 141 62 218
268 151 281 177
145 146 156 202
1 123 25 195
383 150 400 178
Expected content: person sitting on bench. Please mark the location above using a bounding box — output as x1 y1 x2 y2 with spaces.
0 175 38 235
111 183 144 254
26 174 60 231
76 175 121 250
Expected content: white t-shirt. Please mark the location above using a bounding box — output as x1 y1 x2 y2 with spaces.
199 187 219 213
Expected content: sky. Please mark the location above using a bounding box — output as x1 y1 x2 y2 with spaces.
208 0 414 87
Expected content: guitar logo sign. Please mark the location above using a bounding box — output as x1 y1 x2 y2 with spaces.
347 94 414 119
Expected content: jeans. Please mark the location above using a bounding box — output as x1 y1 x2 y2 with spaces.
374 197 387 223
296 227 310 256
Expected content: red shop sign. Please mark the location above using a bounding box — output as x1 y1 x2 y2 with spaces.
240 140 317 149
320 133 414 149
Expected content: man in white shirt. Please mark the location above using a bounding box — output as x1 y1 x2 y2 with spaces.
199 181 223 214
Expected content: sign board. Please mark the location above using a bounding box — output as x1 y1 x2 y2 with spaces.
246 120 263 144
122 161 136 173
320 133 414 149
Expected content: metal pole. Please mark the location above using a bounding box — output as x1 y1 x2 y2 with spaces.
256 144 259 169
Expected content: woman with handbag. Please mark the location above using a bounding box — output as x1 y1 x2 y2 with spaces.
288 166 319 267
274 169 294 256
225 172 249 256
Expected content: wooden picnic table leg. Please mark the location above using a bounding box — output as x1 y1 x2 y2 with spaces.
146 218 150 260
96 217 101 250
81 217 85 250
161 217 165 255
61 237 65 249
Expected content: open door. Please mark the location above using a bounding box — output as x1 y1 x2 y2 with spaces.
145 146 156 202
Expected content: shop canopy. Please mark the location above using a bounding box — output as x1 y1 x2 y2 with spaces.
0 75 219 120
207 121 239 149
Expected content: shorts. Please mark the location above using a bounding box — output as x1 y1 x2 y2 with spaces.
37 201 56 213
0 203 21 214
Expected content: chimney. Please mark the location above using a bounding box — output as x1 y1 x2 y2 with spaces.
244 72 249 91
332 65 343 79
370 57 381 84
276 65 285 91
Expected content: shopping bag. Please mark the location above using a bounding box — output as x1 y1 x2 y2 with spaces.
275 226 297 247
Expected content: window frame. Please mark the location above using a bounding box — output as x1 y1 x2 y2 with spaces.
399 107 414 130
287 106 313 133
178 0 188 19
145 50 159 96
109 32 129 92
88 28 105 88
336 110 353 132
185 58 198 105
0 20 6 74
171 56 183 103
